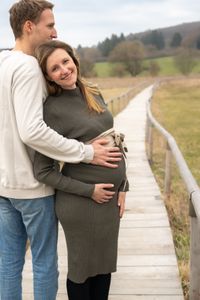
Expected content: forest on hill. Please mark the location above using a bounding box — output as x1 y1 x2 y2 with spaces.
76 21 200 77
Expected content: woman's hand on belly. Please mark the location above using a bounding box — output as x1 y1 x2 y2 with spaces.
92 183 115 204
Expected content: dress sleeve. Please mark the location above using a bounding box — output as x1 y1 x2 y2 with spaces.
33 152 95 197
119 177 129 192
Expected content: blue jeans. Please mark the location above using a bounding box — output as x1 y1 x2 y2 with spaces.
0 196 58 300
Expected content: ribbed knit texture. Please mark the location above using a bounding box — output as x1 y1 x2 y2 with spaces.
34 87 128 283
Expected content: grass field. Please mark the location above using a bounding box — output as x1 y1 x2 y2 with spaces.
150 77 200 299
87 77 154 100
94 62 114 77
95 56 200 77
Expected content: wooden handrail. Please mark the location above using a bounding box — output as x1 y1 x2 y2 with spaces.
107 81 151 116
146 83 200 300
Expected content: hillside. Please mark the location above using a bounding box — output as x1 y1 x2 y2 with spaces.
127 21 200 46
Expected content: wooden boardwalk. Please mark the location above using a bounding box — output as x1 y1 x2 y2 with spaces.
23 85 184 299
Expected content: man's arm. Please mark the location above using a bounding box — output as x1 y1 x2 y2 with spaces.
13 57 121 166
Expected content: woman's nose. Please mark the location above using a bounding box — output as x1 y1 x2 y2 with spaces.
60 65 68 74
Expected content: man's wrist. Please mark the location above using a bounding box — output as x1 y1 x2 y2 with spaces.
82 144 94 163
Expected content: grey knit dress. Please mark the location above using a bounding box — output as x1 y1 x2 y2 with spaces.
34 87 128 283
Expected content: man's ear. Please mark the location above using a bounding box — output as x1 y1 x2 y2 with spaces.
23 20 34 34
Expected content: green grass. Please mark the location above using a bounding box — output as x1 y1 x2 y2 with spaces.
153 81 200 181
151 78 200 299
94 62 113 77
143 56 180 76
95 56 200 77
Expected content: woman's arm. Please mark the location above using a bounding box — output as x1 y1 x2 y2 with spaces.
34 151 94 197
33 151 115 202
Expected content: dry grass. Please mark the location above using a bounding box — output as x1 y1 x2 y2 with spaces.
151 76 200 299
88 76 150 89
87 76 155 101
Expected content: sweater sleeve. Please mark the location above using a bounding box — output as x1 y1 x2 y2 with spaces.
33 151 95 197
12 57 93 163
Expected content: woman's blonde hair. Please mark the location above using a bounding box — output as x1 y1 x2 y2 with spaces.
35 40 104 113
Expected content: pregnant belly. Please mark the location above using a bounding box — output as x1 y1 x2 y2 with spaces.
62 159 126 189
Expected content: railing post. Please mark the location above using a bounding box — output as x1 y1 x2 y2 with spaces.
118 96 122 112
113 99 117 116
189 216 200 299
118 96 120 114
121 95 123 110
189 191 200 300
164 142 172 198
126 94 129 106
146 120 153 164
110 99 114 115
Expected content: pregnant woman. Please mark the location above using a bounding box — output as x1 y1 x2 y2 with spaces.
33 40 129 300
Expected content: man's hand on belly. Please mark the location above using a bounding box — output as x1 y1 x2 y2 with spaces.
91 139 122 168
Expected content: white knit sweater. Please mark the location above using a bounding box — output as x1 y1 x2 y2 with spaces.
0 50 93 199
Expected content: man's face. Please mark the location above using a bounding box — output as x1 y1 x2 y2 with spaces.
31 9 57 47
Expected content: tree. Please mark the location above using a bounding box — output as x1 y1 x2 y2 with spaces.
142 30 165 50
182 33 199 48
151 30 165 50
149 61 160 76
174 48 196 75
109 40 144 76
97 33 126 57
79 60 96 77
76 46 101 63
196 35 200 49
110 63 127 77
76 46 100 77
170 32 182 48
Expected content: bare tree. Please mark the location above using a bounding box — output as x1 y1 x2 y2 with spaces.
76 46 101 77
109 40 144 76
174 48 196 75
149 61 160 76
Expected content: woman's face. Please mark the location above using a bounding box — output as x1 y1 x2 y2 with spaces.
46 48 77 90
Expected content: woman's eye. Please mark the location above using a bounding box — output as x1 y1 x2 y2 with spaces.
52 66 58 72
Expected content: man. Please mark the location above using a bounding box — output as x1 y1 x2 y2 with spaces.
0 1 121 299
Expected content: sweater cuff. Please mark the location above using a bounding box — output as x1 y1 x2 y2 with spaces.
72 182 95 198
82 144 94 163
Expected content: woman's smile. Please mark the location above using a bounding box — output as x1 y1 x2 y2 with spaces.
46 48 77 89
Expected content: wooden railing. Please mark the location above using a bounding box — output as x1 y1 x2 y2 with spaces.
146 83 200 300
107 81 152 116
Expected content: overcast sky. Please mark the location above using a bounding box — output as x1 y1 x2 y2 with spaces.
0 0 199 48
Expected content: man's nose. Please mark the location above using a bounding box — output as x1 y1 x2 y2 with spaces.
51 28 57 39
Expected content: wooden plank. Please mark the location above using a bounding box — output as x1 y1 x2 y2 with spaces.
109 297 184 300
57 254 178 267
